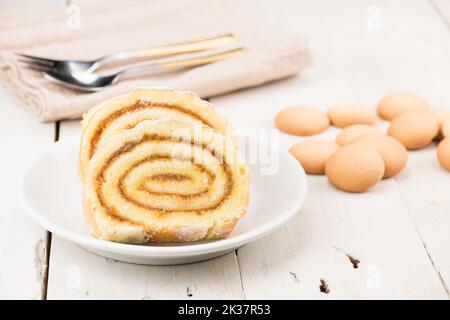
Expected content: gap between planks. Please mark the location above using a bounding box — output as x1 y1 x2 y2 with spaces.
393 178 450 297
429 0 450 31
235 250 247 299
40 121 60 300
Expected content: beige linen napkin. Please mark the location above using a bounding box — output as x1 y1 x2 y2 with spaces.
0 0 311 122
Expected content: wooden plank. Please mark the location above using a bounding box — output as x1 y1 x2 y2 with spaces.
394 145 450 296
46 121 244 299
0 89 54 299
378 0 450 297
213 0 450 298
393 4 450 293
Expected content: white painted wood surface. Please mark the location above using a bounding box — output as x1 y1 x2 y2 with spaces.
1 0 450 299
0 90 54 299
225 0 450 299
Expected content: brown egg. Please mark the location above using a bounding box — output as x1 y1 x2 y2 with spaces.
336 124 380 146
325 145 385 193
437 138 450 172
289 140 340 175
387 111 439 150
327 102 376 128
377 92 430 120
433 109 450 141
442 119 450 138
275 106 329 136
353 133 408 178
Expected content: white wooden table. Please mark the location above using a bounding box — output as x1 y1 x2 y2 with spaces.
1 0 450 299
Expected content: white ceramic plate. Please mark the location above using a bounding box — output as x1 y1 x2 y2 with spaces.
18 137 307 265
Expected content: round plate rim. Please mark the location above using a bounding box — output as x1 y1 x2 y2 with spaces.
18 137 307 258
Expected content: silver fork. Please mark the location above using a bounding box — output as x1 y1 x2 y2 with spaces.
29 45 246 91
16 33 237 74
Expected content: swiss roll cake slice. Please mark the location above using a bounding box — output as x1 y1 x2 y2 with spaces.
82 119 249 244
79 88 234 180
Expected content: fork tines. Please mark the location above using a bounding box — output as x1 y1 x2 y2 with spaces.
16 53 56 72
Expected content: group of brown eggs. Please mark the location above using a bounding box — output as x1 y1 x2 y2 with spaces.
275 92 450 193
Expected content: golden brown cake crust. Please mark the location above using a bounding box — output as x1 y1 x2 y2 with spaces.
81 117 249 244
79 87 234 181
